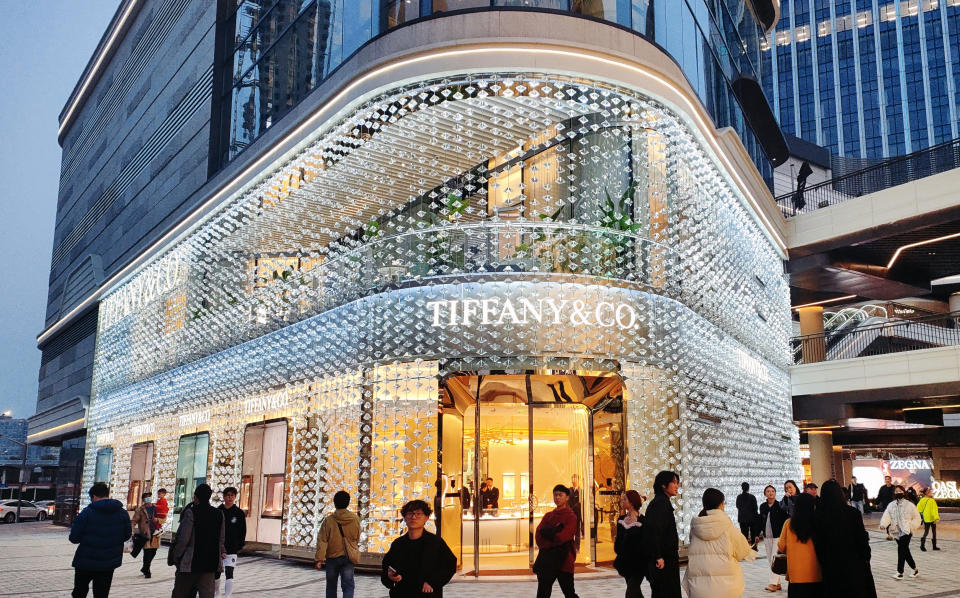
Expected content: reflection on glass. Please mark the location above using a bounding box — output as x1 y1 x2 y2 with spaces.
261 474 285 518
94 448 113 485
174 433 210 513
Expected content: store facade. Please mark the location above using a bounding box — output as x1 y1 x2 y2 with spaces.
80 9 799 572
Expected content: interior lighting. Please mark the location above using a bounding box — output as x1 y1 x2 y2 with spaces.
902 404 960 411
791 295 857 310
885 231 960 269
59 0 142 137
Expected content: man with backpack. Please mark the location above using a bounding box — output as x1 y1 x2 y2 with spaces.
315 490 361 598
169 483 225 598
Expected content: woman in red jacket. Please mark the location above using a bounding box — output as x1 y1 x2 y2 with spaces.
534 484 580 598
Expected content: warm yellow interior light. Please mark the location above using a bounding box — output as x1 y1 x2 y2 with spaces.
886 231 960 269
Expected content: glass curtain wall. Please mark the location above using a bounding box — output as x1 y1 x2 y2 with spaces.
94 448 113 486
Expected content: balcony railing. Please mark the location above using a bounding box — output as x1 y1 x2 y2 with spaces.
776 137 960 217
791 310 960 364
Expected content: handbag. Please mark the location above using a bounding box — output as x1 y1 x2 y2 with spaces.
335 519 360 564
771 551 788 576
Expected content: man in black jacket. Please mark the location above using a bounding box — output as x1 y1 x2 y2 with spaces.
848 476 867 514
876 475 895 539
69 482 132 598
169 483 225 598
381 499 457 597
643 471 681 598
735 482 759 546
215 486 246 598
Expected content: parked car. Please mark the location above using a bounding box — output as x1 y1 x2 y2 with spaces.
33 500 56 518
0 500 44 522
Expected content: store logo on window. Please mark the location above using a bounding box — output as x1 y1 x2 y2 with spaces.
96 431 115 445
130 422 155 437
425 297 639 330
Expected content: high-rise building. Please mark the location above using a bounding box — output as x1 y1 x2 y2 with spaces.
764 0 958 159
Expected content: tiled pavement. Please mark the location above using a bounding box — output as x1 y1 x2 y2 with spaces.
1 513 958 597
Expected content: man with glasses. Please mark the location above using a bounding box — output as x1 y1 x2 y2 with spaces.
381 499 457 597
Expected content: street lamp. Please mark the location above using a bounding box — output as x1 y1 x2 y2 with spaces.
0 434 27 523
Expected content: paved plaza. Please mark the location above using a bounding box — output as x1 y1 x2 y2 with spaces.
0 513 957 597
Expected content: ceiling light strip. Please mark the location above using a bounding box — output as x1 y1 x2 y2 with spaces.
886 231 960 269
791 294 857 310
39 44 787 344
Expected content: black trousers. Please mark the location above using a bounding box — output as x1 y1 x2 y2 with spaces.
921 522 937 547
647 560 681 598
536 571 579 598
141 548 157 574
896 534 916 573
787 582 824 598
739 522 755 542
72 569 114 598
625 575 645 598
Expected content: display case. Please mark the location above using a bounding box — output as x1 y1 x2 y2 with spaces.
261 473 284 518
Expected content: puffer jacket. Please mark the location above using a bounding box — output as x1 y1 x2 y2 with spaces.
69 498 133 571
917 496 939 523
682 509 756 598
880 498 922 536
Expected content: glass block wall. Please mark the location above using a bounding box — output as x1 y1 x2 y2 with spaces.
84 71 800 550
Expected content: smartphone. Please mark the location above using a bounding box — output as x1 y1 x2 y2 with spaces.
388 566 398 575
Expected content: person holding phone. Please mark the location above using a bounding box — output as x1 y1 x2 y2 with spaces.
381 499 457 597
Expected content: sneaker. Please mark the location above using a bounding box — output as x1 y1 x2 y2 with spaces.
910 569 919 578
892 573 903 580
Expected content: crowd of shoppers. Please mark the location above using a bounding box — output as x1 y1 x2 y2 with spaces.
66 469 946 598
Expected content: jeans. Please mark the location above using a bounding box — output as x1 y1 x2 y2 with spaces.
850 500 863 514
536 571 579 598
72 569 114 598
896 534 916 574
921 522 937 548
325 555 355 598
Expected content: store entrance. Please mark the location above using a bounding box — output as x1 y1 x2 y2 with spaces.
440 373 625 575
240 420 288 546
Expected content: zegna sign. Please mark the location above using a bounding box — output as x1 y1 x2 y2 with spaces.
425 297 640 330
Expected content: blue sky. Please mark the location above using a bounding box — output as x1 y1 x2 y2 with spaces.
0 2 119 418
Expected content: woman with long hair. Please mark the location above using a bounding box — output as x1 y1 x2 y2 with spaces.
879 484 922 580
759 485 788 592
682 488 755 598
777 493 822 597
781 480 800 517
613 490 646 598
813 480 876 598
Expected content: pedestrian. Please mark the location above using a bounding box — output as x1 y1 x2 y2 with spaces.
803 483 818 497
879 485 922 580
316 490 361 598
758 484 787 592
682 488 755 598
781 480 800 516
776 493 822 598
917 487 940 551
69 482 133 598
215 487 246 597
613 490 646 598
735 482 759 546
905 486 919 505
533 484 580 598
570 474 584 547
847 477 867 514
381 499 456 597
876 475 894 537
168 483 226 598
812 480 876 598
130 491 161 578
643 470 681 598
155 487 170 532
481 477 500 513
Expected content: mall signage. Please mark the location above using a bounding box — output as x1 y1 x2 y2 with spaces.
243 388 290 415
933 480 960 499
425 297 639 330
890 459 933 470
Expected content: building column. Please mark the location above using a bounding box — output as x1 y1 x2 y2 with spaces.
949 292 960 313
808 431 835 487
797 306 826 363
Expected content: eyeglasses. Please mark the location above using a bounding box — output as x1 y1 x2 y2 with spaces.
404 510 427 518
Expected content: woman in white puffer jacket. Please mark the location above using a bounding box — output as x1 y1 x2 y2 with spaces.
683 488 757 598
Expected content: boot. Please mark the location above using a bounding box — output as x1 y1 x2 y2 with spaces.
920 539 926 551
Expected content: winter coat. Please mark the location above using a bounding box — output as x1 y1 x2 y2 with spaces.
168 502 225 573
315 508 361 562
613 515 646 579
880 498 922 537
534 506 579 574
848 483 867 502
813 504 876 598
69 498 133 571
780 494 796 517
681 509 755 598
219 504 247 554
758 499 787 538
642 493 679 563
875 484 894 509
380 530 457 598
735 491 758 524
917 496 940 523
131 504 161 550
777 519 821 583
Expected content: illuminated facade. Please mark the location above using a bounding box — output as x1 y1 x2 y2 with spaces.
50 1 800 572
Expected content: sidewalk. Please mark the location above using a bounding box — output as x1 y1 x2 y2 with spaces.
1 515 958 597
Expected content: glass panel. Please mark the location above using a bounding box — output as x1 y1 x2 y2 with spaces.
261 473 285 517
385 0 420 28
94 448 113 485
174 433 209 517
493 0 567 8
126 442 154 510
433 0 491 11
439 391 465 568
593 396 625 564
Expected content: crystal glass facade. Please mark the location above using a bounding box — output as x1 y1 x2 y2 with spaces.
84 71 800 558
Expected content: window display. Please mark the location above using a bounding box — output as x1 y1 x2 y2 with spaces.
94 448 113 485
126 442 154 510
241 419 288 544
174 433 209 514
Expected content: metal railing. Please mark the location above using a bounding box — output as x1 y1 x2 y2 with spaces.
791 310 960 364
776 137 960 217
